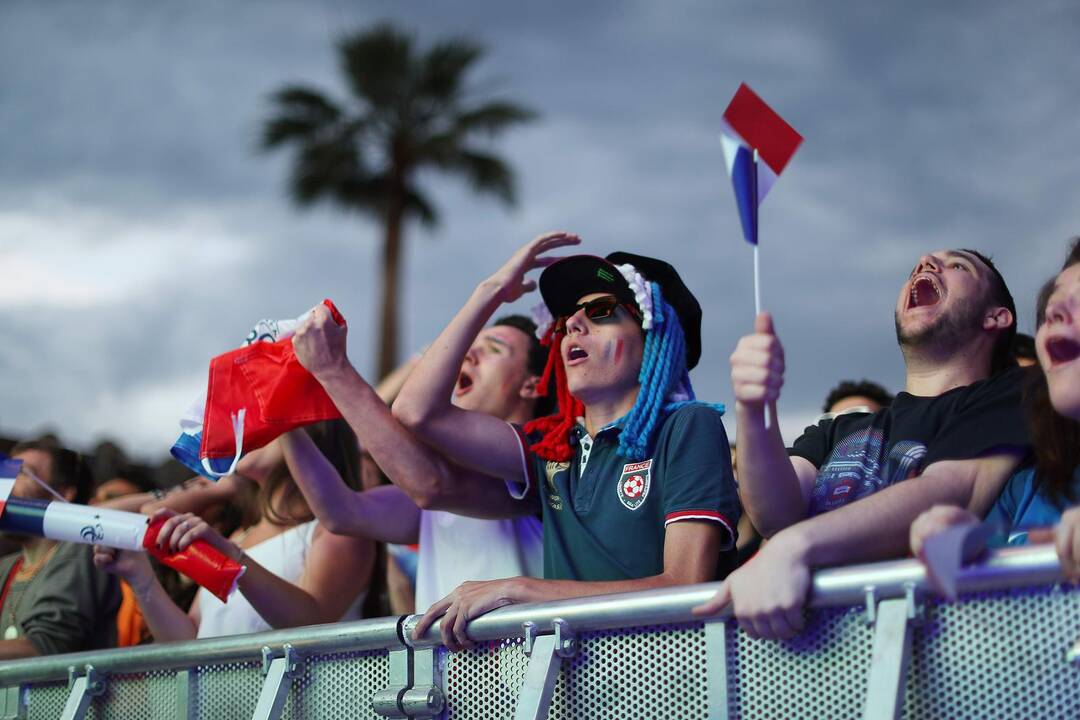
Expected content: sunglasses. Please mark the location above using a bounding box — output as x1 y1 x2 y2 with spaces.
554 295 641 333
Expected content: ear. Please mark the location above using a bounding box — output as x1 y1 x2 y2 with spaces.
519 374 542 400
983 306 1014 331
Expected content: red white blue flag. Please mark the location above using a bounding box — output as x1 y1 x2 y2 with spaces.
172 300 345 479
720 84 803 245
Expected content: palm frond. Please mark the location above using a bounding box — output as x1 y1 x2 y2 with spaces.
403 186 440 227
335 175 392 215
417 39 483 102
339 23 413 109
453 101 538 136
261 85 343 149
441 150 516 205
287 136 364 206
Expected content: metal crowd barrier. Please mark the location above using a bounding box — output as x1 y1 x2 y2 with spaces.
0 544 1077 719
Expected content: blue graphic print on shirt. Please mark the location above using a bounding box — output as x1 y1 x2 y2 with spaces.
808 428 927 516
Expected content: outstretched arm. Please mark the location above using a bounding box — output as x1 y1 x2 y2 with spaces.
693 450 1024 639
291 308 538 522
150 509 374 629
730 312 817 536
97 474 245 516
393 232 581 480
277 430 421 543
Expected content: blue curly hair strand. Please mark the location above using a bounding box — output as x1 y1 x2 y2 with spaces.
616 281 723 460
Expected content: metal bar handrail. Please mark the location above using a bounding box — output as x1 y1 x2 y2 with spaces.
0 543 1062 687
0 615 403 686
406 543 1063 644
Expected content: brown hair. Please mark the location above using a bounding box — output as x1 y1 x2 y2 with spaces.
1027 237 1080 505
256 420 361 527
961 248 1018 375
10 440 94 504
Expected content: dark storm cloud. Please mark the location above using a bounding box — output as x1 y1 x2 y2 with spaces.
1 0 1078 454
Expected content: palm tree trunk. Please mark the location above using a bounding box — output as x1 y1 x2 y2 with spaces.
377 192 404 381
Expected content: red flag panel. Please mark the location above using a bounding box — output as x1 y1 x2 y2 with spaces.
722 83 803 176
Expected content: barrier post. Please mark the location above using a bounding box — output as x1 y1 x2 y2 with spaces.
704 620 729 720
512 618 576 720
251 644 302 720
863 583 921 720
60 665 105 720
175 669 196 720
0 686 25 720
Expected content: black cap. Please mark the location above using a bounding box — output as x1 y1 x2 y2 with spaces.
538 251 702 369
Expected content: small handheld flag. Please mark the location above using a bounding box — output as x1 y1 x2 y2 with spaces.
720 83 803 314
171 300 346 480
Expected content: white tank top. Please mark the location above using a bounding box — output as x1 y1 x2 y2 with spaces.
196 519 365 638
414 511 544 613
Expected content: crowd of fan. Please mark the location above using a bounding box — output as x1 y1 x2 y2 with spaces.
0 231 1075 660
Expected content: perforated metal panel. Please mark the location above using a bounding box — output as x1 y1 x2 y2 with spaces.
282 649 389 720
25 680 70 720
13 582 1080 719
442 623 708 719
550 622 708 719
194 660 264 720
904 585 1080 719
443 637 531 718
728 605 872 720
87 670 179 719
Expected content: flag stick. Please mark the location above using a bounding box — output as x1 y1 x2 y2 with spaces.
751 148 771 427
753 244 761 316
752 148 761 316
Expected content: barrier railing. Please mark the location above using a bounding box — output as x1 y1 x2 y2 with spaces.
0 544 1076 719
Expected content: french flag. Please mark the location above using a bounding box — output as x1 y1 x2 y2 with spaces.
720 84 804 245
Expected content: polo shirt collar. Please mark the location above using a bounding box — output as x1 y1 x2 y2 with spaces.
571 417 625 444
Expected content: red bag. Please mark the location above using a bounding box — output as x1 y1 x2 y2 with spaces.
199 299 345 473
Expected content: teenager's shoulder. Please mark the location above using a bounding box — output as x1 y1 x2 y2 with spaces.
667 401 726 421
652 403 730 457
660 402 727 432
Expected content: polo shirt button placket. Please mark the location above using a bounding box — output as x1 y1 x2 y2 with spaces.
579 438 592 476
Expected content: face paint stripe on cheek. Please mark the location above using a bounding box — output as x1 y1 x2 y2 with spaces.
605 339 623 365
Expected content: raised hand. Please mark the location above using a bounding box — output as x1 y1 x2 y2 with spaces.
484 231 582 304
730 312 785 408
293 303 351 380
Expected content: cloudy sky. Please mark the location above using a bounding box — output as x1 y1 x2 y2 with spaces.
2 0 1078 461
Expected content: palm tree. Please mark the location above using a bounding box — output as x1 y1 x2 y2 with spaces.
261 23 536 379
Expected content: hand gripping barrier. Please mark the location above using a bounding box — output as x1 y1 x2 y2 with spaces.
0 544 1078 719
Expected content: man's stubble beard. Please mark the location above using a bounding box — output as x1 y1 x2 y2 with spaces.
895 300 985 358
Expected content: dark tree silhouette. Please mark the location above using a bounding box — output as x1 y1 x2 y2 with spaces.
261 23 536 378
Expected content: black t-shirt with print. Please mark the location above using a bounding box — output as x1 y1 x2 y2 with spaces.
789 366 1030 517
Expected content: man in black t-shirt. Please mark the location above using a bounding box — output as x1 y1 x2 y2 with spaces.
695 249 1030 639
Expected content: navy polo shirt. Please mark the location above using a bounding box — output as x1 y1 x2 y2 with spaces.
509 404 739 582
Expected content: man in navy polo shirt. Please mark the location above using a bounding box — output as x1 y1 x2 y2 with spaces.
395 232 739 649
